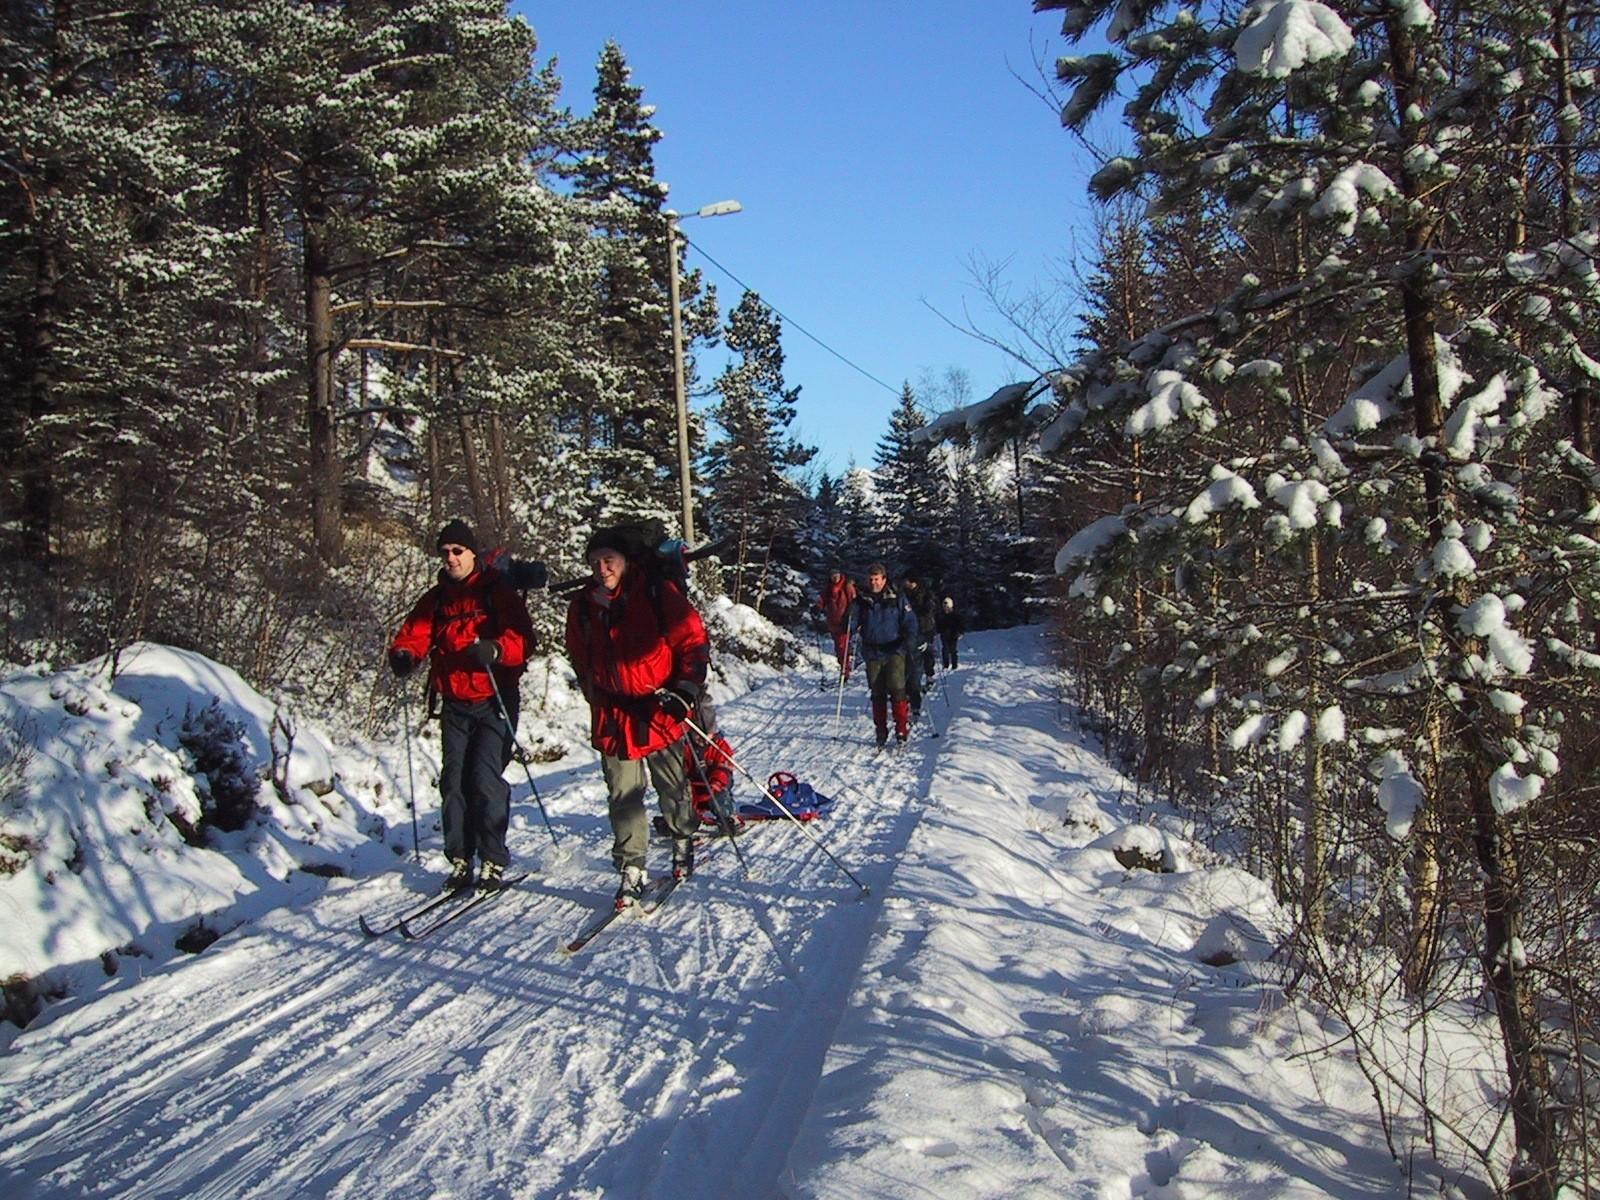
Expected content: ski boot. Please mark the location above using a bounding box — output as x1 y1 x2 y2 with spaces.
441 857 473 894
672 838 695 881
614 864 647 911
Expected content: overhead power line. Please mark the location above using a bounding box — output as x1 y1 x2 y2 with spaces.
682 234 902 398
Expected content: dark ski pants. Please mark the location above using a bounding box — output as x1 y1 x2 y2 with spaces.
602 742 695 871
438 696 515 868
866 654 911 739
941 635 959 670
907 641 935 714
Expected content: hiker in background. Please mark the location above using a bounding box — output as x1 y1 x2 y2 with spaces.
901 573 938 720
937 595 966 670
388 519 535 895
565 526 711 908
817 569 857 682
849 563 917 747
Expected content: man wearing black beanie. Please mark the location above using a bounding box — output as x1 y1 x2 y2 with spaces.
388 519 535 894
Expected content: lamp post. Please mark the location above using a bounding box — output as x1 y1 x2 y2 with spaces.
666 199 741 543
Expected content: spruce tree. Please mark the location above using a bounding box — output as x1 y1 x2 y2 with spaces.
562 41 717 523
872 384 946 579
703 291 814 611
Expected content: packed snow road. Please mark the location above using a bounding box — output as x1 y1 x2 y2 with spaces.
0 644 940 1199
2 628 1413 1199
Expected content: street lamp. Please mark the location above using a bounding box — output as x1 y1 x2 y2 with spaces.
666 199 742 543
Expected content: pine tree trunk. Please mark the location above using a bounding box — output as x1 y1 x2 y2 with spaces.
448 354 487 530
1302 532 1327 939
754 535 773 616
1386 17 1559 1184
1551 5 1595 493
427 357 442 526
427 419 442 528
249 162 274 430
20 232 59 563
1469 760 1558 1199
1389 8 1447 997
302 176 343 566
489 412 511 544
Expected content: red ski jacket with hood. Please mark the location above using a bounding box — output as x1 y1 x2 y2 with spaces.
818 575 856 633
564 566 710 760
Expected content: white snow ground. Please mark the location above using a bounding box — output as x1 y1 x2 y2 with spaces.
1 627 1425 1198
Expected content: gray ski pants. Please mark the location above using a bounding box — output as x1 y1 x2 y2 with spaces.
601 741 696 871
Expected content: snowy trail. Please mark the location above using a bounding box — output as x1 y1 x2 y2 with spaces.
0 656 934 1200
2 630 1413 1199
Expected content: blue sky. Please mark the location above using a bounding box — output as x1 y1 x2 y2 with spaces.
515 2 1105 476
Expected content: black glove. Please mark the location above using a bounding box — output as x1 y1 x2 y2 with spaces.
657 684 697 719
388 649 416 678
468 639 501 667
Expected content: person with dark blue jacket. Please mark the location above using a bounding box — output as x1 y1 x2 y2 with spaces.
848 562 918 746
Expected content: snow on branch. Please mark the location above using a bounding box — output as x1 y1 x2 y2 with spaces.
1307 163 1397 237
1370 750 1422 840
1441 373 1506 461
1233 0 1354 79
1055 514 1129 575
1184 464 1260 524
918 381 1039 446
1127 369 1216 437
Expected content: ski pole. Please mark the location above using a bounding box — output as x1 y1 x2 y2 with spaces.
485 668 561 849
686 737 751 878
400 683 421 864
674 706 870 897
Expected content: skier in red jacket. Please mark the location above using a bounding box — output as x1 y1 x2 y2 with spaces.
565 526 711 908
817 569 857 682
388 519 535 894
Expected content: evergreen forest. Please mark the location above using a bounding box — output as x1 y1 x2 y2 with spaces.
6 0 1600 1193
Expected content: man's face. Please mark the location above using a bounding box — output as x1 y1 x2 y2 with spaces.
905 579 918 592
590 549 627 591
867 571 887 593
440 543 476 582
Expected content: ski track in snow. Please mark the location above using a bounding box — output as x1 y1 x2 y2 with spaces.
1 631 1409 1199
0 651 935 1200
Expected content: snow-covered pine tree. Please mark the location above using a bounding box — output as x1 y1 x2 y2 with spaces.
873 384 947 581
834 465 885 576
1027 0 1600 1190
0 0 239 578
703 291 815 613
560 41 717 524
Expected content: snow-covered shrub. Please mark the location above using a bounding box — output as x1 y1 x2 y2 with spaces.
178 700 259 837
0 712 36 875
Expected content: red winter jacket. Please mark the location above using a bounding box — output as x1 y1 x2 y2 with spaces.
818 575 856 634
565 566 710 759
390 567 535 705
